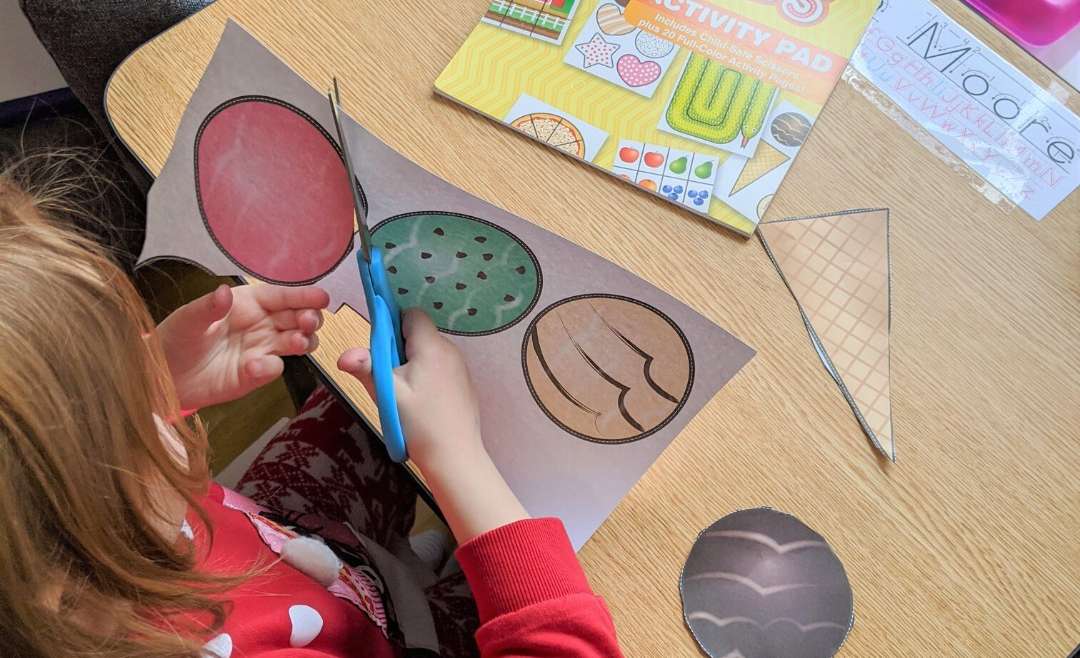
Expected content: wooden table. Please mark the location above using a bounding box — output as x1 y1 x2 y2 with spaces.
107 1 1079 654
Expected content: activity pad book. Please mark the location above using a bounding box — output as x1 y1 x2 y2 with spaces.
436 0 877 235
141 22 754 549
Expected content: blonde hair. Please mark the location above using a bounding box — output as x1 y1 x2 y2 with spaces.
0 152 228 657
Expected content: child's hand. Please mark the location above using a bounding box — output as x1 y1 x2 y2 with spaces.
337 309 485 470
338 308 529 542
158 284 329 410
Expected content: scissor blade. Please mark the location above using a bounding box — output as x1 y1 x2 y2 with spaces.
329 78 372 263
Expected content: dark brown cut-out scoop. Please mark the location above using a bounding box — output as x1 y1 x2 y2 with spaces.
681 508 853 658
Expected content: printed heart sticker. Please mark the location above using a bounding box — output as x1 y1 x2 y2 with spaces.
617 55 661 87
596 3 636 36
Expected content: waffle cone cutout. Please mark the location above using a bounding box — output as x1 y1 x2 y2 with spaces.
759 209 894 460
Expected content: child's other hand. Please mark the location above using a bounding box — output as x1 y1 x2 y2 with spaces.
337 308 485 471
158 284 329 410
339 308 529 542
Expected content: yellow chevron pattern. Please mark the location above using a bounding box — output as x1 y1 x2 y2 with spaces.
436 0 874 235
435 13 755 234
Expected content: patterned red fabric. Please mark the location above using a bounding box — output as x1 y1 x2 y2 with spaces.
236 386 416 548
235 386 478 655
188 485 400 657
190 386 622 657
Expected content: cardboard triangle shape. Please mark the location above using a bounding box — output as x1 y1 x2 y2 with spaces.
759 209 894 461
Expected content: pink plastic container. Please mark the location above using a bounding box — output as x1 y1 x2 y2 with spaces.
965 0 1080 46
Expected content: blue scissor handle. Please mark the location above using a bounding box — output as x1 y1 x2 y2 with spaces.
359 247 407 463
369 294 407 462
369 248 405 361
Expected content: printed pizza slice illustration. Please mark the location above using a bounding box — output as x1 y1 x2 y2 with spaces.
510 112 586 158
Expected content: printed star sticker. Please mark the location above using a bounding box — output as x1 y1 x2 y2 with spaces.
575 33 619 69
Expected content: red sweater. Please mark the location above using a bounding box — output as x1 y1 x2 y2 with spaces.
190 485 624 657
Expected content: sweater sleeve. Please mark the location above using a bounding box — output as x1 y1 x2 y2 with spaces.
455 518 624 658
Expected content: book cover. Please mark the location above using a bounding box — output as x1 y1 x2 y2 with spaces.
436 0 877 235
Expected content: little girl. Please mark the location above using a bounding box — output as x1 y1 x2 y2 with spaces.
0 158 624 657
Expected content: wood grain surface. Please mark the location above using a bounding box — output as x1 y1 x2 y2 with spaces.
106 1 1080 655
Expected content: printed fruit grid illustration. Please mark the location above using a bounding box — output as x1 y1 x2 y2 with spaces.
372 212 542 336
483 0 579 43
665 54 778 150
612 140 718 210
510 111 586 158
522 294 694 444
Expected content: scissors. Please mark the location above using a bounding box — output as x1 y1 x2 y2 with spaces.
328 78 408 463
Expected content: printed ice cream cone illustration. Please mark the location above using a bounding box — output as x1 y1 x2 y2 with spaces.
731 141 789 195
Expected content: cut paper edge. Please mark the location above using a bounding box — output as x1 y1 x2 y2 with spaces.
139 21 756 551
731 141 789 196
758 208 894 461
680 507 855 658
